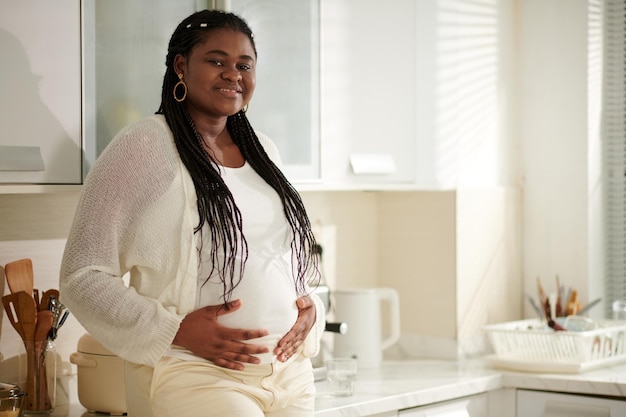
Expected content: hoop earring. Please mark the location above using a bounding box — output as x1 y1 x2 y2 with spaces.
173 73 187 102
241 104 248 113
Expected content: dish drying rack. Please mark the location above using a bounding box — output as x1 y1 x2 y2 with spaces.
485 319 626 373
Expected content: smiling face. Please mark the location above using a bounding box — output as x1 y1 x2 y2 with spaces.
174 28 256 120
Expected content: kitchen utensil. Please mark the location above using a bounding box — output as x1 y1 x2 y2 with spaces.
47 295 67 341
536 276 547 305
4 258 34 297
542 297 565 331
29 310 54 414
1 293 25 339
555 276 563 317
16 291 37 343
33 288 40 310
35 310 53 342
525 293 543 319
577 298 602 316
39 289 60 312
332 287 401 368
70 333 127 415
0 382 26 417
10 290 49 413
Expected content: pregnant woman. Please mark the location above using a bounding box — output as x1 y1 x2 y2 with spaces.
60 9 324 417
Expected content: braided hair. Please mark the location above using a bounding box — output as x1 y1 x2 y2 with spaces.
157 9 319 302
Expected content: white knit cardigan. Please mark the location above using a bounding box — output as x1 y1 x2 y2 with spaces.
60 115 324 367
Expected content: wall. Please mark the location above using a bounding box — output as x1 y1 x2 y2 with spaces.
375 188 521 359
0 192 82 403
517 0 603 317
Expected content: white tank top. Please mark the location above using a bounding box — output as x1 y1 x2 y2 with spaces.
167 162 299 364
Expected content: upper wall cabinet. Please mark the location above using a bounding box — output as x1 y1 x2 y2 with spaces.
82 0 198 174
83 0 321 182
84 0 419 189
317 0 418 188
229 0 321 182
0 0 82 184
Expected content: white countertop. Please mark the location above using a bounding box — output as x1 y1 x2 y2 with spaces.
314 359 626 416
314 360 502 416
51 359 626 417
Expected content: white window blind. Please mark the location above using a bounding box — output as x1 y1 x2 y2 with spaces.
604 0 626 317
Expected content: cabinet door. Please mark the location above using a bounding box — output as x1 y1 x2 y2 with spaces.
84 0 321 183
82 0 198 173
0 0 82 184
230 0 321 182
517 390 626 417
399 394 487 417
319 0 417 186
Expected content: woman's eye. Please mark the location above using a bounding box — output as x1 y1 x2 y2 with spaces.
238 64 252 71
208 59 223 66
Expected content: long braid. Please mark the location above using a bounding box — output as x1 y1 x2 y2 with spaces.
157 10 318 302
229 112 317 294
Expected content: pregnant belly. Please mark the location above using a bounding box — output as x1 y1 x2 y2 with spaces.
219 294 298 364
217 293 298 338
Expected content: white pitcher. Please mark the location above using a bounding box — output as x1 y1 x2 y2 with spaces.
332 287 401 368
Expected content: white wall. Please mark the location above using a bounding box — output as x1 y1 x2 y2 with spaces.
517 0 601 316
301 188 522 360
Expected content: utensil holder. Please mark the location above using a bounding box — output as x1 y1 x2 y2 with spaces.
23 340 55 415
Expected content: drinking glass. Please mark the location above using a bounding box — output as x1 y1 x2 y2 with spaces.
326 358 357 396
613 300 626 320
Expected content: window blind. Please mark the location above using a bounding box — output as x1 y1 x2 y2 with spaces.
604 0 626 317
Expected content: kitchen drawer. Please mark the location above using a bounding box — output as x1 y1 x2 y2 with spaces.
517 389 626 417
399 394 487 416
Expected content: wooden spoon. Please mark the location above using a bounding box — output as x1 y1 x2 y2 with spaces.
5 258 34 297
35 310 53 342
1 292 26 339
16 290 37 343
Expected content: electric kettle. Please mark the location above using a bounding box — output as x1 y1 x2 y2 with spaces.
332 287 400 368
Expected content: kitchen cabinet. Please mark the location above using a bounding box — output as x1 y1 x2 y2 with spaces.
1 0 513 192
517 389 626 417
82 0 198 174
83 0 321 183
230 0 321 182
317 0 418 188
84 0 418 188
0 0 82 185
399 394 487 417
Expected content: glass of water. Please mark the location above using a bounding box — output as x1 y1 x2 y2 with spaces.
613 300 626 320
326 358 357 396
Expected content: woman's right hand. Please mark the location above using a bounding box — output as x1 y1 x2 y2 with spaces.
172 299 269 370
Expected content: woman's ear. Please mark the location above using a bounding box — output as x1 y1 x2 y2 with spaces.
173 54 185 76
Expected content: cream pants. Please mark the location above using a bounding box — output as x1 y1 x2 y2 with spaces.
145 352 315 417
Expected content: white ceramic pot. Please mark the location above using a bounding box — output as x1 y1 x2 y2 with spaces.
332 287 401 368
69 334 127 415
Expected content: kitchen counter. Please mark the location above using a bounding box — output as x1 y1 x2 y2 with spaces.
50 359 626 417
314 360 502 416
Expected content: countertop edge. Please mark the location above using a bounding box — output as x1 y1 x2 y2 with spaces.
314 374 503 416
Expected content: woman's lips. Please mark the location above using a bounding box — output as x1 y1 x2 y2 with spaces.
217 87 242 98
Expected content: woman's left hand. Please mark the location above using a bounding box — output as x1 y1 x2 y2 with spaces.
274 296 316 362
